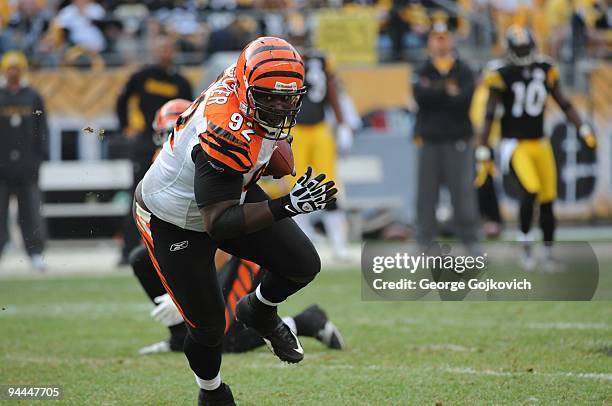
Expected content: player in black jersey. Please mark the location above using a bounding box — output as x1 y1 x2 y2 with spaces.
477 25 597 270
291 49 353 261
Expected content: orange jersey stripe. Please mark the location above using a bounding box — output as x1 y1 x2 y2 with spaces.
198 139 250 173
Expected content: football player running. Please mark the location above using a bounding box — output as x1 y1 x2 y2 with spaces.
131 99 344 357
132 37 337 405
478 26 597 271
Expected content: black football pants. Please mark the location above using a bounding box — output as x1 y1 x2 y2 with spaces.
138 185 320 381
130 245 267 352
0 179 46 257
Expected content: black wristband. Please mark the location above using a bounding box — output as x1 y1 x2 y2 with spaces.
268 195 294 221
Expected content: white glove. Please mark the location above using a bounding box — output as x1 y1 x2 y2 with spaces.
475 145 491 161
336 123 353 154
579 124 597 149
151 293 183 327
281 167 338 215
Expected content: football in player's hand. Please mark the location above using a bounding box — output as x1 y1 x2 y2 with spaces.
264 140 295 178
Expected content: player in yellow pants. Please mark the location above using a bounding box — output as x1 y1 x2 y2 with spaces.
292 122 338 187
478 26 597 270
510 138 557 205
291 49 353 260
291 121 350 259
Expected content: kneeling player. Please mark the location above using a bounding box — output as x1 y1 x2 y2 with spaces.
131 246 345 354
133 37 337 405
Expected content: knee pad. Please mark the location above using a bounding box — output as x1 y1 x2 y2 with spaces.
188 323 226 348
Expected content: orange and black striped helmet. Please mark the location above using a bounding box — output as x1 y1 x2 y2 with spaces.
152 98 192 146
235 36 306 138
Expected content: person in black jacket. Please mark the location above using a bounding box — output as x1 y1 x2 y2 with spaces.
412 23 479 249
0 51 48 271
115 34 193 265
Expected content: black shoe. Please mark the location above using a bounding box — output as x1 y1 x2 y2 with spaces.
297 305 345 350
198 384 235 406
235 293 304 363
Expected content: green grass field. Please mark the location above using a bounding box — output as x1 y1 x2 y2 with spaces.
1 268 611 405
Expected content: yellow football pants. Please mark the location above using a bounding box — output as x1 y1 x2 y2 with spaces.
511 138 557 203
291 122 337 183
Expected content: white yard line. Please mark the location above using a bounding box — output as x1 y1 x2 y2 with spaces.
354 316 611 331
3 304 609 333
0 302 150 317
413 344 479 352
442 367 612 381
6 353 611 382
235 361 612 381
525 321 610 330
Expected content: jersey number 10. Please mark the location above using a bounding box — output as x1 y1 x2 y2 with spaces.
511 77 547 118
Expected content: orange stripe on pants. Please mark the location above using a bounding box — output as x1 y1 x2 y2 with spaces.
134 209 197 329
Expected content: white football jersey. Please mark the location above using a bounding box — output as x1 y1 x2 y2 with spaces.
142 66 277 232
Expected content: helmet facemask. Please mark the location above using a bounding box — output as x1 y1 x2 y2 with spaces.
506 27 537 66
246 85 306 140
507 42 536 66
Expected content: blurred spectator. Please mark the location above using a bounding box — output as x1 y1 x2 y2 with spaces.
412 23 479 250
491 0 532 53
1 0 52 57
207 15 259 55
0 51 48 271
387 1 430 61
55 0 107 53
115 34 193 265
155 6 208 55
572 0 610 59
545 0 572 59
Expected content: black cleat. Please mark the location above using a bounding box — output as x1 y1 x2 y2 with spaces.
298 305 345 350
235 293 304 363
198 383 235 406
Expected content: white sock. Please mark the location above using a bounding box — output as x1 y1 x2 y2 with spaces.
543 244 554 260
282 316 297 334
195 372 221 391
294 214 316 240
517 231 534 243
322 210 349 257
255 284 280 307
517 232 534 258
